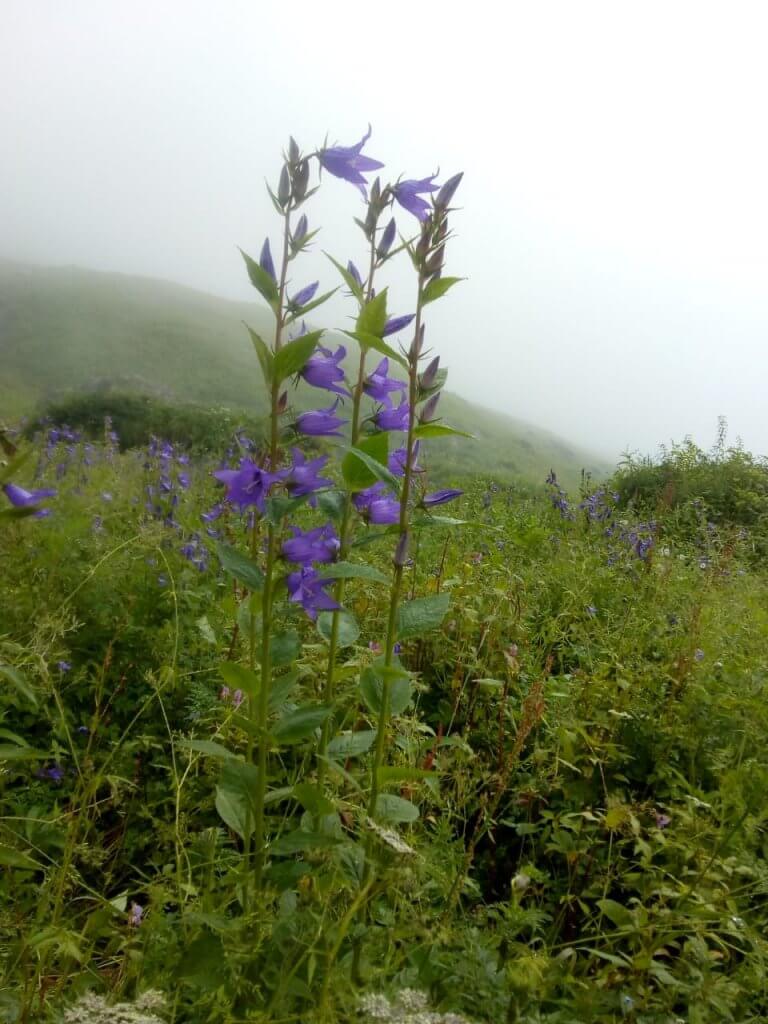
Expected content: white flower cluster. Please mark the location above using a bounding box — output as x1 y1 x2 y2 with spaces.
62 990 166 1024
359 988 473 1023
364 818 416 856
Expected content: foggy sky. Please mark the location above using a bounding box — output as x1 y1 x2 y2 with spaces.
2 1 768 459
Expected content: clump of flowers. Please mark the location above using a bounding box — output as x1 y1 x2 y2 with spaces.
359 989 473 1023
63 990 166 1024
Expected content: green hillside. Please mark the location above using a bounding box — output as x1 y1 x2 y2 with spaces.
0 260 606 485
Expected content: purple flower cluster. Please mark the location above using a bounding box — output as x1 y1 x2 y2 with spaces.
282 523 341 618
545 470 574 520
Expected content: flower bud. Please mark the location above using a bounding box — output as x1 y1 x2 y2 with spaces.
409 323 425 361
425 244 445 276
293 159 310 200
419 356 440 391
278 165 291 207
377 217 396 259
277 391 288 414
435 171 463 209
419 393 440 424
293 214 308 245
288 136 300 164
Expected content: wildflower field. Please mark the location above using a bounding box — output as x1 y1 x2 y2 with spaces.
3 131 768 1023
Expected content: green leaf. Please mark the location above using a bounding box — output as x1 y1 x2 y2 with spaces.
396 593 450 640
324 252 364 302
356 288 388 337
374 794 420 824
268 670 300 712
360 664 412 716
0 745 48 761
245 324 274 385
292 782 335 816
344 330 409 370
316 489 346 521
239 247 279 308
327 730 377 759
0 846 41 871
0 664 37 707
196 615 217 645
180 739 241 760
271 630 301 668
422 276 464 305
236 596 262 638
219 662 260 698
273 330 324 383
598 899 635 929
271 704 331 745
377 766 437 783
316 610 360 647
342 443 400 494
217 544 264 591
270 829 344 856
317 561 389 584
413 423 474 440
264 493 311 525
340 432 390 492
215 760 259 839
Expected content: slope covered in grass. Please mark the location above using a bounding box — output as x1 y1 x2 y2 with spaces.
0 260 606 485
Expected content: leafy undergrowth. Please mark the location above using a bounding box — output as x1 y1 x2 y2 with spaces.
2 431 768 1023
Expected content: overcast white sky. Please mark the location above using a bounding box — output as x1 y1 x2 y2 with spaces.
2 1 768 459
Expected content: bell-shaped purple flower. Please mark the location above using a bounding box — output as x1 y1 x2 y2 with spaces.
282 523 340 565
392 176 439 220
318 126 384 195
300 344 350 397
260 238 276 281
213 459 284 511
3 482 57 518
284 448 333 497
296 398 348 438
287 566 342 619
289 281 319 308
421 488 463 508
375 395 410 432
382 314 415 338
388 442 421 477
353 483 401 525
364 358 406 403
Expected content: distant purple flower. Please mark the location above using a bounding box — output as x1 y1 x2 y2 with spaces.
375 396 410 432
260 238 276 280
219 685 231 701
300 344 350 397
289 281 319 308
435 172 464 208
393 643 402 655
382 314 415 337
201 503 224 523
37 762 64 784
377 217 396 258
421 488 463 508
57 661 71 673
178 472 190 490
282 523 340 565
694 648 705 662
392 176 439 220
318 126 384 195
233 689 245 709
586 605 598 617
3 483 56 516
129 902 144 927
368 641 382 654
287 566 341 619
213 459 283 511
284 448 333 497
655 812 671 829
364 358 406 403
296 399 348 438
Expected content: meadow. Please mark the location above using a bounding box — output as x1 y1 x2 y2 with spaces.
3 131 768 1024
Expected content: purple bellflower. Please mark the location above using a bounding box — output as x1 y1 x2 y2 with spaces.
213 459 284 512
260 238 276 280
289 281 319 308
364 359 406 403
300 344 350 397
382 313 415 337
284 448 333 497
375 395 410 432
421 488 463 508
353 483 400 525
296 399 348 438
392 176 439 220
3 483 56 517
318 126 384 195
282 523 340 565
388 442 421 477
287 566 341 619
